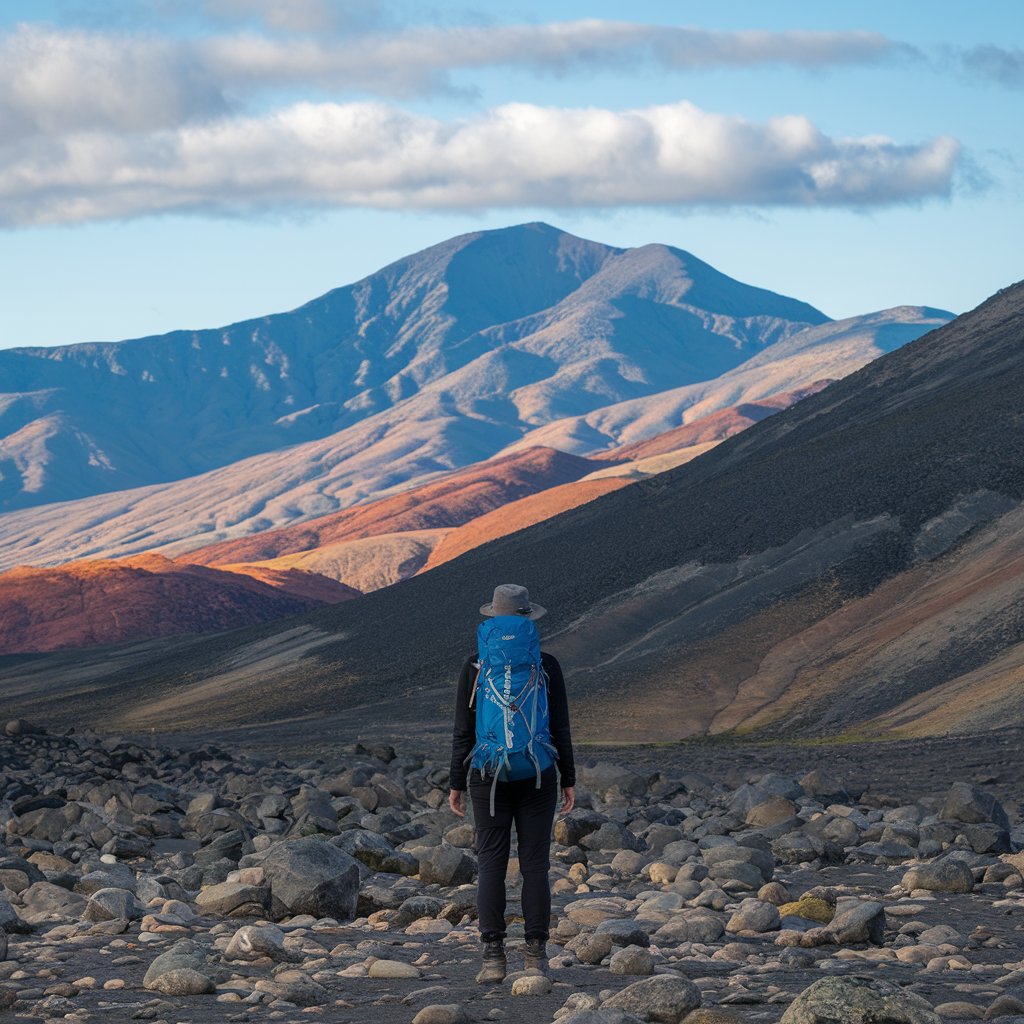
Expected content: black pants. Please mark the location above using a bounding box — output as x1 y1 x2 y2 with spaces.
469 765 558 943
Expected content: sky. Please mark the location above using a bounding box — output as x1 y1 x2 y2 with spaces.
0 0 1021 349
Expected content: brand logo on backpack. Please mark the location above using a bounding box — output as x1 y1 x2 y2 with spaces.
466 615 558 810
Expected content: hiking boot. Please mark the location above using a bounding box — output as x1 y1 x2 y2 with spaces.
475 940 506 984
523 938 548 973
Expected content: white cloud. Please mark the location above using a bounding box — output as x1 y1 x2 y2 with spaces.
0 25 227 140
202 0 379 33
0 20 904 141
0 99 961 226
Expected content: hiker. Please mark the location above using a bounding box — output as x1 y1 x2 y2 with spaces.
448 583 576 983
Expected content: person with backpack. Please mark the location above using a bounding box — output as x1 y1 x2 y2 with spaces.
448 583 576 983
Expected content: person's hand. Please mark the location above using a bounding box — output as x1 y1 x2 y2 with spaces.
449 789 465 817
560 786 575 815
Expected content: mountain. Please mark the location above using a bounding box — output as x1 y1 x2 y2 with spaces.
0 554 358 654
178 446 603 569
500 307 952 456
3 284 1012 745
0 308 947 573
0 222 826 514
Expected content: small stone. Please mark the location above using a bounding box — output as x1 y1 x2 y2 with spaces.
512 974 552 995
934 1003 984 1018
412 1006 471 1024
567 932 615 965
146 968 215 996
985 995 1024 1020
368 959 421 979
609 945 655 976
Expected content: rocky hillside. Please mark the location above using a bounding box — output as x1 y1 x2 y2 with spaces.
0 304 948 572
0 722 1022 1020
0 555 357 654
0 282 1012 742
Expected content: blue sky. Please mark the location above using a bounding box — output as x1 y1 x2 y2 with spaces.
0 0 1021 348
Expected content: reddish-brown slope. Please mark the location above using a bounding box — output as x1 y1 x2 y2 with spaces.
422 477 631 571
590 381 833 462
180 446 606 567
0 553 357 654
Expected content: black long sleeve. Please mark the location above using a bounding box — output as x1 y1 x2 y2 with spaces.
448 651 576 791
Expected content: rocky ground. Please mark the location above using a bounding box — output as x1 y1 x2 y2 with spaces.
1 720 1023 1024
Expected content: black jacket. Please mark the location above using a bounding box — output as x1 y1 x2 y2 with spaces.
449 651 575 791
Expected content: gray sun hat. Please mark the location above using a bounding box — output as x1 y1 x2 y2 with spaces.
480 583 547 620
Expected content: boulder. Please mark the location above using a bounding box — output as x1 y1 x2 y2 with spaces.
143 939 216 995
412 1006 471 1024
195 881 270 917
257 837 361 920
902 860 975 894
418 845 475 886
653 908 725 944
595 918 650 948
780 978 940 1024
827 900 885 945
224 924 299 962
603 974 702 1023
609 944 656 975
254 970 329 1006
726 898 781 933
940 783 1010 830
555 810 608 847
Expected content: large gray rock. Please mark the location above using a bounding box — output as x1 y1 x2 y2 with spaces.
902 860 975 894
940 783 1010 830
334 830 418 875
254 970 329 1006
726 898 781 933
595 919 650 948
609 944 655 975
581 822 643 852
555 810 608 847
828 899 885 945
653 908 725 944
143 939 216 995
83 887 138 922
562 1010 645 1024
780 978 940 1024
603 974 702 1023
224 924 299 962
195 881 270 917
257 837 361 920
418 846 475 886
0 896 27 934
18 881 87 924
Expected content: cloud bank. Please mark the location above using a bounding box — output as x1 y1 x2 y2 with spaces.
0 19 963 226
0 20 902 137
0 99 960 226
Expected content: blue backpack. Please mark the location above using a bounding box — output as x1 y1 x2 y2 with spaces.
467 615 558 813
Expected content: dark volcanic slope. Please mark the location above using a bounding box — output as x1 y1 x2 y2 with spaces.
2 282 1023 741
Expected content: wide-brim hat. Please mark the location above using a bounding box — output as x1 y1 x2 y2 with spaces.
480 583 546 620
